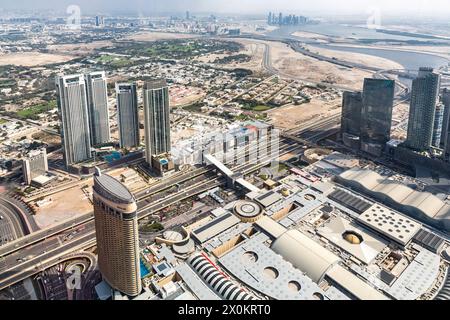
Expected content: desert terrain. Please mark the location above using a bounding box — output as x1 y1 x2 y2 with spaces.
0 52 75 67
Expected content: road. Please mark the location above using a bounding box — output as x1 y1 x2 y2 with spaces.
0 196 38 245
0 135 305 290
238 34 409 94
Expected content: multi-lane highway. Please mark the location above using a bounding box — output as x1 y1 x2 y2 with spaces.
0 136 305 291
0 196 38 246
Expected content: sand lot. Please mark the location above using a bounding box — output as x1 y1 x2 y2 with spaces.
227 38 373 90
292 31 333 42
34 179 93 229
304 45 404 70
267 97 341 130
0 52 75 66
46 40 113 56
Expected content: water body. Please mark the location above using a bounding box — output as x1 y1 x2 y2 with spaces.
312 44 450 71
267 25 450 72
267 24 443 42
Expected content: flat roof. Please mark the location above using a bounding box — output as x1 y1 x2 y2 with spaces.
191 212 240 244
254 216 287 239
255 191 283 208
326 265 388 300
219 233 331 300
358 204 421 246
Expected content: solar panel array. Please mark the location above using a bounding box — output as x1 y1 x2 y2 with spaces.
328 189 372 214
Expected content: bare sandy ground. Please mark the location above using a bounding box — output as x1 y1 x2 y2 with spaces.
379 45 450 60
267 98 341 130
328 43 450 60
46 40 113 56
224 38 373 90
304 45 404 70
34 180 93 228
0 52 75 66
292 31 332 42
268 41 372 90
124 31 200 42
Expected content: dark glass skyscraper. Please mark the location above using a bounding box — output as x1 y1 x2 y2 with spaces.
341 91 363 149
341 91 363 136
360 78 395 156
116 83 140 149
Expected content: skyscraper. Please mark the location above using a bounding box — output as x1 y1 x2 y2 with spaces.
341 91 363 149
22 148 48 185
86 71 111 146
440 88 450 151
93 168 141 297
360 78 395 156
56 74 92 167
405 67 441 151
116 83 140 149
341 91 363 135
432 103 444 148
143 79 171 165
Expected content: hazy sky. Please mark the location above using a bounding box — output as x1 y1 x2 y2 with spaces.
1 0 449 16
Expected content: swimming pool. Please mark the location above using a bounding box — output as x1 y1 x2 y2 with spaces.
140 259 150 278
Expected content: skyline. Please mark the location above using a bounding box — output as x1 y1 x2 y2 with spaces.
1 0 450 18
1 0 450 303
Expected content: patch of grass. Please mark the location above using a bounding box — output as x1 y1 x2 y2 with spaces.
0 79 16 88
16 100 57 120
140 221 164 233
278 163 290 172
252 105 272 112
0 118 7 124
97 55 131 67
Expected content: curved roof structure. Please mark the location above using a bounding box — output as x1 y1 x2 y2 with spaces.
234 200 262 222
93 170 134 204
336 168 450 231
188 254 255 300
271 230 341 283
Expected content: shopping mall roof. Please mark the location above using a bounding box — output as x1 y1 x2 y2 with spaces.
336 168 450 231
271 229 341 283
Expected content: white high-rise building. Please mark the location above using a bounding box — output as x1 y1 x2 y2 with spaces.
86 71 111 146
22 148 48 185
56 74 92 167
143 79 171 165
406 67 441 151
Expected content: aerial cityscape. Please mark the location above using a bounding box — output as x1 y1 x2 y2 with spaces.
1 0 450 304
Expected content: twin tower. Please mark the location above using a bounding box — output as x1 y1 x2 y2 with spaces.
56 72 171 168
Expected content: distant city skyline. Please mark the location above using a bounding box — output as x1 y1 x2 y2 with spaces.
1 0 450 18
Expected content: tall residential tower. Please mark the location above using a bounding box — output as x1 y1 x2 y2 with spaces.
405 67 441 151
116 83 140 149
86 71 111 146
360 78 395 156
56 74 92 167
341 91 363 149
93 168 141 297
143 79 171 165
